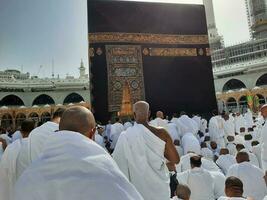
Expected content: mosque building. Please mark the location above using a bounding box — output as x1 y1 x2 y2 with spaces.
204 0 267 113
0 60 90 129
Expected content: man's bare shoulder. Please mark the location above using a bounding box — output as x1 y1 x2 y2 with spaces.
146 125 169 141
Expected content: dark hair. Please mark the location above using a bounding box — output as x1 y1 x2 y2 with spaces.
236 144 245 151
21 119 35 133
53 108 66 119
251 141 259 146
190 156 202 167
212 109 218 116
200 142 207 148
225 176 243 193
244 134 252 141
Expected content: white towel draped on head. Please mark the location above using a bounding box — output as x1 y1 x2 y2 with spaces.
14 131 143 200
28 121 59 162
113 123 170 200
178 115 199 136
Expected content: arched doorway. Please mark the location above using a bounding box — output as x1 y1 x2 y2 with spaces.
41 112 51 123
32 94 55 106
239 96 247 113
1 95 24 106
16 113 26 128
1 113 13 129
63 93 84 104
226 97 237 112
222 79 246 92
256 94 266 105
256 73 267 86
28 112 39 122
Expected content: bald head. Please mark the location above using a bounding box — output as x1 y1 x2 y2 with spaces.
236 151 249 163
156 111 164 119
225 176 244 197
59 106 96 137
261 104 267 119
220 148 229 155
133 101 150 123
176 184 191 200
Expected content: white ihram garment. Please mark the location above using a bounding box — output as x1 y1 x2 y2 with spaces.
14 131 143 200
113 123 170 200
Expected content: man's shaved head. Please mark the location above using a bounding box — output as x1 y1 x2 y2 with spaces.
59 106 96 137
236 151 249 163
220 148 229 155
225 176 244 197
133 101 150 123
156 111 164 119
176 184 191 200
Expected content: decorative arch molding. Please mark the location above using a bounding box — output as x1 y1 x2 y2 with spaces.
1 113 13 128
41 112 51 123
32 94 55 106
256 73 267 87
63 93 85 104
222 79 247 92
1 95 25 106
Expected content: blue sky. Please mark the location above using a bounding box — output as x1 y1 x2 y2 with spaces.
0 0 250 78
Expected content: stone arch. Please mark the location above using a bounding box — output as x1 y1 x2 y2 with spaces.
63 92 84 104
16 113 26 128
41 112 51 123
226 97 237 112
28 112 39 122
256 94 266 105
1 113 13 129
239 96 248 113
32 94 55 106
1 95 24 106
222 79 247 92
256 73 267 87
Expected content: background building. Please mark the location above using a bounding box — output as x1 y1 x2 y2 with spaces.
204 0 267 113
0 61 90 128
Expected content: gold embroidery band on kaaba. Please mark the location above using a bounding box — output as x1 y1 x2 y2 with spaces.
147 48 197 57
89 32 209 45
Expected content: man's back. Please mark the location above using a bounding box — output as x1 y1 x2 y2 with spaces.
227 162 267 200
113 123 170 200
216 154 236 175
14 131 143 200
0 138 25 200
177 168 215 200
182 133 200 155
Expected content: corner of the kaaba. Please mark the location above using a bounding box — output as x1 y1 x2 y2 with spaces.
88 0 218 123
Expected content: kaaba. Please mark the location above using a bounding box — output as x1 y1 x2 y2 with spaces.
88 0 217 123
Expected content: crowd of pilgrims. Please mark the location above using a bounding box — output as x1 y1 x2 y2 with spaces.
0 101 267 200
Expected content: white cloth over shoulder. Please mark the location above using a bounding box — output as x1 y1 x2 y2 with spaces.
110 122 124 149
12 131 22 143
150 117 168 129
201 147 214 160
227 162 267 200
28 121 59 162
177 167 215 200
218 197 247 200
167 122 180 141
181 133 200 155
216 154 236 175
14 131 143 200
209 171 226 199
261 121 267 171
113 123 170 200
178 115 198 135
0 139 25 200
